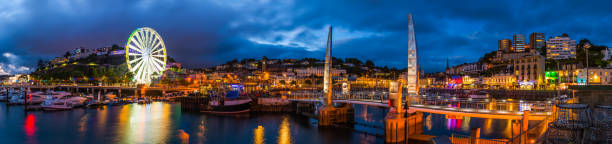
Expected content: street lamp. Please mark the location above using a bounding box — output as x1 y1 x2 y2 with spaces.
585 43 591 85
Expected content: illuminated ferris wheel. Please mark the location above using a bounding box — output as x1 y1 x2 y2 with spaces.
125 27 167 85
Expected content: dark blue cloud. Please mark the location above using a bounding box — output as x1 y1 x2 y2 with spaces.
1 0 612 74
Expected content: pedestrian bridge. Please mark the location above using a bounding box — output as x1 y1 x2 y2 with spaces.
288 92 553 120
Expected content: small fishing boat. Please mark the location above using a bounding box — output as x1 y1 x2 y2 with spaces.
200 84 252 115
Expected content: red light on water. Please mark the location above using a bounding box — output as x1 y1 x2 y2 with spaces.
24 114 36 136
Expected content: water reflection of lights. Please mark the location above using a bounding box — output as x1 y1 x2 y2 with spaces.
98 107 108 129
362 105 368 121
425 114 432 131
461 117 470 132
24 113 36 136
197 120 207 143
504 119 513 138
79 115 88 133
178 129 190 144
482 118 493 135
120 102 170 143
446 118 462 130
277 116 292 144
254 125 265 144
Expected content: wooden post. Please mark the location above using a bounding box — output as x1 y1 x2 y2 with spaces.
521 111 529 144
24 88 28 111
5 87 9 101
470 128 481 144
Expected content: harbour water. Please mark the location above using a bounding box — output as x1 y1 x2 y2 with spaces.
0 102 528 144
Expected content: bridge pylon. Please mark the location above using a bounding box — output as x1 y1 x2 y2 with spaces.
317 26 354 127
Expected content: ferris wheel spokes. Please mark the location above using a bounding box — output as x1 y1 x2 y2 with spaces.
125 27 167 85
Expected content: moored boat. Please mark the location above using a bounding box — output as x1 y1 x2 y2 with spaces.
200 84 252 115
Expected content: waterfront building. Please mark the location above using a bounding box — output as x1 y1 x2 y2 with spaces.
575 68 612 85
529 32 546 50
483 73 516 89
498 39 512 53
546 35 577 59
513 55 545 89
513 34 526 52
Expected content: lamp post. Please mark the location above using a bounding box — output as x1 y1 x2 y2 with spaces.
585 43 591 85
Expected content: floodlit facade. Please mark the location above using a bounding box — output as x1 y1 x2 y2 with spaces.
513 55 545 88
498 39 512 53
483 74 516 89
576 68 612 85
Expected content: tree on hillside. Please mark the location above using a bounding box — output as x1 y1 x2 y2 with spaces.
111 44 120 50
365 60 374 67
576 39 609 68
63 51 71 58
478 51 497 63
332 57 344 65
345 58 363 66
37 59 45 69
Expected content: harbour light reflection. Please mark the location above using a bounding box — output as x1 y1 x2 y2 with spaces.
24 113 37 144
254 125 265 144
24 113 36 136
277 116 292 144
119 102 171 143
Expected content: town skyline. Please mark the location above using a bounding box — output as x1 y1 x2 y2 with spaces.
2 1 612 74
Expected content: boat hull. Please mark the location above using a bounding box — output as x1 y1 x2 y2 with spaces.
201 100 251 115
42 106 72 111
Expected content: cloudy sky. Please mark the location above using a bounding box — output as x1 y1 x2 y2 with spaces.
1 0 611 74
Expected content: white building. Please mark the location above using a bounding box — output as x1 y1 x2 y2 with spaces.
603 48 611 61
546 36 576 60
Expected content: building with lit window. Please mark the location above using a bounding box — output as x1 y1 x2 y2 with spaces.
498 39 512 53
546 35 576 59
483 74 516 89
513 34 526 52
529 32 546 50
576 68 612 85
513 55 545 88
294 67 346 77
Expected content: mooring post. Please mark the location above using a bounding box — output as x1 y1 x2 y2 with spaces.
24 88 28 111
470 128 481 144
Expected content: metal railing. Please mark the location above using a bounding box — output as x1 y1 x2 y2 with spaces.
288 91 554 116
450 133 509 144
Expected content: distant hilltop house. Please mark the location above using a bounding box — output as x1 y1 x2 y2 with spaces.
69 46 124 60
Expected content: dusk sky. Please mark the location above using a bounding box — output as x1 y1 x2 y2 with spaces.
1 0 612 74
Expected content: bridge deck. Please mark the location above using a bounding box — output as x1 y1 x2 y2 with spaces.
289 98 549 120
